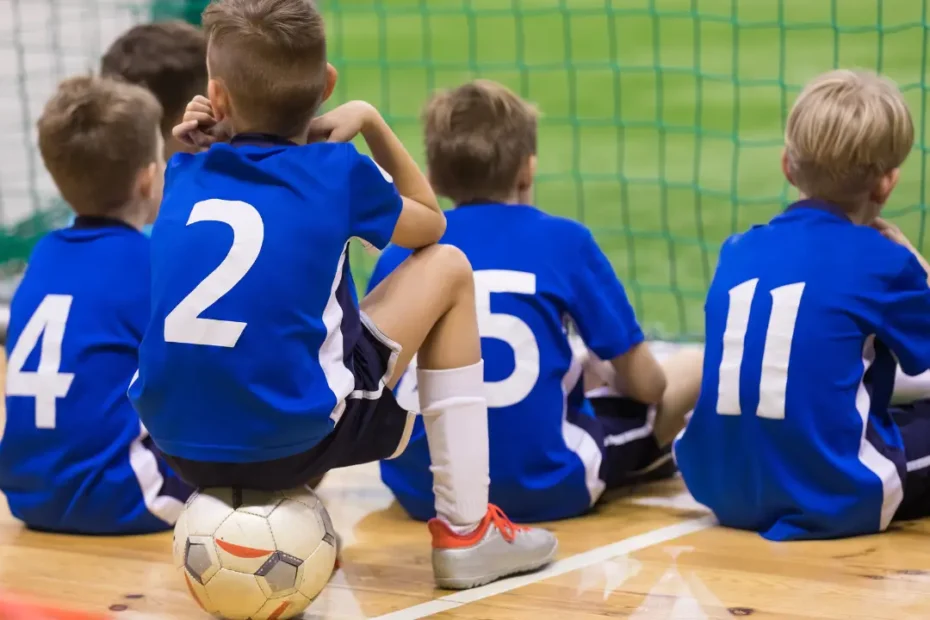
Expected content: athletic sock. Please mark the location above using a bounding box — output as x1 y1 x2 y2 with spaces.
418 360 489 535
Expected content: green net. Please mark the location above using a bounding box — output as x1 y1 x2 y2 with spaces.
2 0 928 339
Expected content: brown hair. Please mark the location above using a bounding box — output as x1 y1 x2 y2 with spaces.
202 0 328 137
785 69 914 207
423 80 538 205
37 76 162 217
100 20 207 138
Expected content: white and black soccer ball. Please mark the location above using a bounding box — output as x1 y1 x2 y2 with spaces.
174 487 337 620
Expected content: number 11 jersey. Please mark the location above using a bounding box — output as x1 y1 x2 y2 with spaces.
674 199 930 541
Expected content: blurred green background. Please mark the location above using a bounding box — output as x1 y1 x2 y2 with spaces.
4 0 929 339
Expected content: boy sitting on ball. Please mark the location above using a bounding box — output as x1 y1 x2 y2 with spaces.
368 80 704 523
674 69 930 540
0 75 191 534
129 0 556 590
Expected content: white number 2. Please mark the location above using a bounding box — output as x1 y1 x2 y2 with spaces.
6 294 75 429
164 199 264 348
394 270 541 411
717 279 806 420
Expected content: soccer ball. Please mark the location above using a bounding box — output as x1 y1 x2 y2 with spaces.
174 487 338 620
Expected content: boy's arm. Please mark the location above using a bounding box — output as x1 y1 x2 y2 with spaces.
877 251 930 376
568 228 666 405
359 112 445 249
310 101 445 250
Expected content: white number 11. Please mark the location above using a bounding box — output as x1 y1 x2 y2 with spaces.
717 279 806 420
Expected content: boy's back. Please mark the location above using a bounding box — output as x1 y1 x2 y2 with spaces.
675 70 930 541
1 221 186 533
371 203 643 521
675 201 930 539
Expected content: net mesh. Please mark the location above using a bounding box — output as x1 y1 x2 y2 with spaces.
1 0 928 339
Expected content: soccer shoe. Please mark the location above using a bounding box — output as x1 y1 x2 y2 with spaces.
428 504 558 590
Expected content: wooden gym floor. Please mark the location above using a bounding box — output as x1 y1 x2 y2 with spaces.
0 361 929 619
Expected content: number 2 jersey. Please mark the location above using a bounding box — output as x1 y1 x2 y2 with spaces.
674 200 930 541
0 219 187 534
129 135 403 463
368 203 644 522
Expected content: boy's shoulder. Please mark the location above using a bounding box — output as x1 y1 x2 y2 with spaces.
448 204 596 246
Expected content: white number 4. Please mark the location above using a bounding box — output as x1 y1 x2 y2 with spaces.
717 279 805 420
6 294 75 429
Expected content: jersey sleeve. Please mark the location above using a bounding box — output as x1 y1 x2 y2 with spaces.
366 244 413 294
878 252 930 376
347 146 404 251
567 228 644 360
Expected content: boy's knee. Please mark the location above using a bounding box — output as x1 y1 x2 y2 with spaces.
419 244 474 292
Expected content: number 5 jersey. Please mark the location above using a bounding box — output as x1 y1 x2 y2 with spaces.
674 199 930 541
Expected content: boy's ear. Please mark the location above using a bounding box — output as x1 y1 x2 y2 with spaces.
516 155 537 191
871 168 900 206
321 64 338 104
208 78 229 122
781 149 796 187
137 161 157 202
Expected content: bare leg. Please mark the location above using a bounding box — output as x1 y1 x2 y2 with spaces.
362 244 481 384
652 346 703 446
362 245 487 530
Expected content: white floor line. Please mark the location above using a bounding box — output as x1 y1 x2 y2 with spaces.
373 515 715 620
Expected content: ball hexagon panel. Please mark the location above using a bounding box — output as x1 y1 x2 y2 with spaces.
214 511 277 573
185 489 236 536
253 592 311 620
267 499 326 560
237 490 284 518
201 568 268 620
296 540 337 602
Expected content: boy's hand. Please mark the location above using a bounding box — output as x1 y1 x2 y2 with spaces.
307 101 379 144
172 96 232 151
873 218 916 251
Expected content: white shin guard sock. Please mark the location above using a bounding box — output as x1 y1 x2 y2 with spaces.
418 360 489 533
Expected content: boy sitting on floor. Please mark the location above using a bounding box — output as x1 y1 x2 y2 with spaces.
0 76 191 534
674 69 930 540
369 80 703 523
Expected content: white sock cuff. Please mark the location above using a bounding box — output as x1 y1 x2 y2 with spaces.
417 360 484 412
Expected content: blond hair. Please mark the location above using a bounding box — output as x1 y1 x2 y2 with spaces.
202 0 328 137
37 75 162 217
785 69 914 206
423 80 538 204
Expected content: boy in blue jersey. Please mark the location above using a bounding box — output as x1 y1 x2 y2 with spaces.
368 80 704 523
129 0 555 589
674 69 930 541
0 76 191 534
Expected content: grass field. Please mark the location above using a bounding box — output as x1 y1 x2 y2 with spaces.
324 0 930 338
3 0 929 338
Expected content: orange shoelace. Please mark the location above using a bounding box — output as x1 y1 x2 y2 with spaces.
487 504 528 543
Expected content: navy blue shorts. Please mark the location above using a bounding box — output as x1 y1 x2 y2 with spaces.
164 318 414 491
573 396 675 490
891 399 930 521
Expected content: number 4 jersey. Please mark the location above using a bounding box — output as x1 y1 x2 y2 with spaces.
0 218 189 534
368 203 645 522
674 200 930 541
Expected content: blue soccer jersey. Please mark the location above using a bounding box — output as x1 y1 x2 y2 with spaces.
674 200 930 541
368 203 644 522
0 218 187 534
129 135 402 463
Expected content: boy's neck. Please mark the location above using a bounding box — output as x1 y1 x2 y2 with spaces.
795 192 874 225
456 188 533 208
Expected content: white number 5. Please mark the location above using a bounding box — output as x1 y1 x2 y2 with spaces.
7 294 75 429
394 270 541 411
475 270 540 408
164 199 264 348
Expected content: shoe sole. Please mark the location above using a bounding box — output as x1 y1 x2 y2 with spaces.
434 540 559 590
